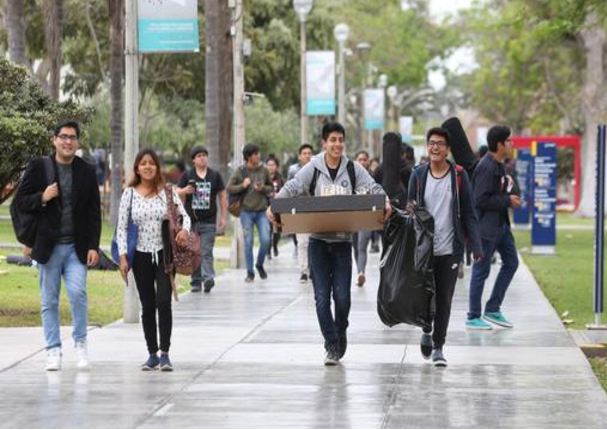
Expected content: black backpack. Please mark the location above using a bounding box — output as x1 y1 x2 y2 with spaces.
309 160 357 196
10 157 55 248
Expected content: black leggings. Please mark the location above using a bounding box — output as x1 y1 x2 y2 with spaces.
423 254 460 349
132 250 172 354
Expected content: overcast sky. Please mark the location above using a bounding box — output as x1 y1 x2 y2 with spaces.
427 0 476 89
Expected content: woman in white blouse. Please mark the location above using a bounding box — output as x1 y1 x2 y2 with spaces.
117 149 190 371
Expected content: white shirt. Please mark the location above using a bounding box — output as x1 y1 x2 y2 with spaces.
117 185 190 255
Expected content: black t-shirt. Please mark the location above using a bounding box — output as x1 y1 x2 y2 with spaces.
178 168 225 224
327 160 341 181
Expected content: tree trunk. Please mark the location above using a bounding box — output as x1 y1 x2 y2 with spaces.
204 0 233 182
109 0 124 226
576 13 607 217
44 0 63 100
6 0 28 67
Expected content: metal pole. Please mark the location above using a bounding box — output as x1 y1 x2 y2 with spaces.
300 20 307 144
230 0 246 269
123 0 140 323
593 124 606 327
337 40 346 125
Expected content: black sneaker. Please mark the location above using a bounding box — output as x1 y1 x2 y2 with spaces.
245 271 255 283
324 346 340 366
337 332 347 359
203 279 215 293
420 333 433 360
299 273 308 284
141 354 159 371
432 348 447 367
273 248 279 257
191 285 202 293
370 244 380 254
255 264 268 280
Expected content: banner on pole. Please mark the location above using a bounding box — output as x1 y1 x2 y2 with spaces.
399 116 413 143
364 89 384 130
138 0 200 53
306 51 336 116
531 141 557 254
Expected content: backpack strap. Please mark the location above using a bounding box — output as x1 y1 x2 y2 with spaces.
454 164 464 218
42 156 55 185
346 160 357 195
308 160 357 196
309 168 320 196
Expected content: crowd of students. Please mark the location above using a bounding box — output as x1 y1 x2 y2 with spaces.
12 118 520 371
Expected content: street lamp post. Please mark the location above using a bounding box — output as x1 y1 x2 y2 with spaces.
333 23 349 126
387 85 398 132
356 42 370 150
293 0 313 144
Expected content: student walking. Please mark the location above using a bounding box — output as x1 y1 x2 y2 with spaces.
117 149 191 371
13 120 101 371
268 122 390 365
352 150 373 287
266 155 284 260
467 125 522 330
408 127 482 367
177 145 227 293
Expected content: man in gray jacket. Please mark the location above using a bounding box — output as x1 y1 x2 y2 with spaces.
268 122 391 365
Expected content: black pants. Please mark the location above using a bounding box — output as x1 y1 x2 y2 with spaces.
423 254 460 349
132 250 172 354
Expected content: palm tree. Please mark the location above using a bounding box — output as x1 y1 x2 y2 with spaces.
204 0 233 180
109 0 124 226
44 0 63 100
6 0 28 66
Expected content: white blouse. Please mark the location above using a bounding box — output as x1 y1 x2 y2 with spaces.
117 185 191 255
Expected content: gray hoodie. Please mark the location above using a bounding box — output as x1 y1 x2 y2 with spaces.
276 152 386 242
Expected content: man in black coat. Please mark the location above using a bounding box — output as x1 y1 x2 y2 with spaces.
14 120 101 371
466 125 522 331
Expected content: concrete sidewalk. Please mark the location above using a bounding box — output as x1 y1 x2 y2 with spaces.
1 246 607 428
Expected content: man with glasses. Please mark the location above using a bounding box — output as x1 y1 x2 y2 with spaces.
14 120 101 371
408 127 482 366
466 125 522 330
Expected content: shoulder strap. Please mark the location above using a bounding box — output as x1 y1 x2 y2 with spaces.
309 168 320 196
454 164 464 193
347 160 356 195
43 156 54 185
240 166 249 178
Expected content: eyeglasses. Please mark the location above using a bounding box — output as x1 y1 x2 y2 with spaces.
427 140 447 148
57 134 78 141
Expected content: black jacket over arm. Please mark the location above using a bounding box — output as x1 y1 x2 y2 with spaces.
407 161 482 258
15 156 101 264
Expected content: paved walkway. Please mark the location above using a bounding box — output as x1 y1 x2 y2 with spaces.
1 246 607 428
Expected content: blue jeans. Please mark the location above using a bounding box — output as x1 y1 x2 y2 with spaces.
309 238 352 349
38 244 88 349
468 225 519 320
190 222 217 287
240 210 271 273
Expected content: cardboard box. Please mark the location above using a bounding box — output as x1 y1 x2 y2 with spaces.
271 194 385 234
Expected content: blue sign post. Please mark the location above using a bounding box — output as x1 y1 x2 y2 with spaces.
531 141 557 254
513 148 532 226
589 125 607 329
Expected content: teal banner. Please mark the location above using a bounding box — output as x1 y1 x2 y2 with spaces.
307 99 336 116
364 119 384 130
138 19 199 53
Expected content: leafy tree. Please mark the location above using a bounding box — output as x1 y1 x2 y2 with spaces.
0 59 92 203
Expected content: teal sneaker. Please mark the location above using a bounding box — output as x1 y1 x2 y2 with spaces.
466 318 493 330
483 312 514 328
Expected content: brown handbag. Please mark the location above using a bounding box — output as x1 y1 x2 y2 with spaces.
163 185 202 279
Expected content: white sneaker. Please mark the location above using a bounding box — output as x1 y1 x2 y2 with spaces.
45 347 62 371
75 341 89 369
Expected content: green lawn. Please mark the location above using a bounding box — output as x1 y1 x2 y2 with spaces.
557 212 595 226
0 250 229 327
513 229 596 330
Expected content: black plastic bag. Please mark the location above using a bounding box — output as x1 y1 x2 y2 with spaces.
377 206 435 330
